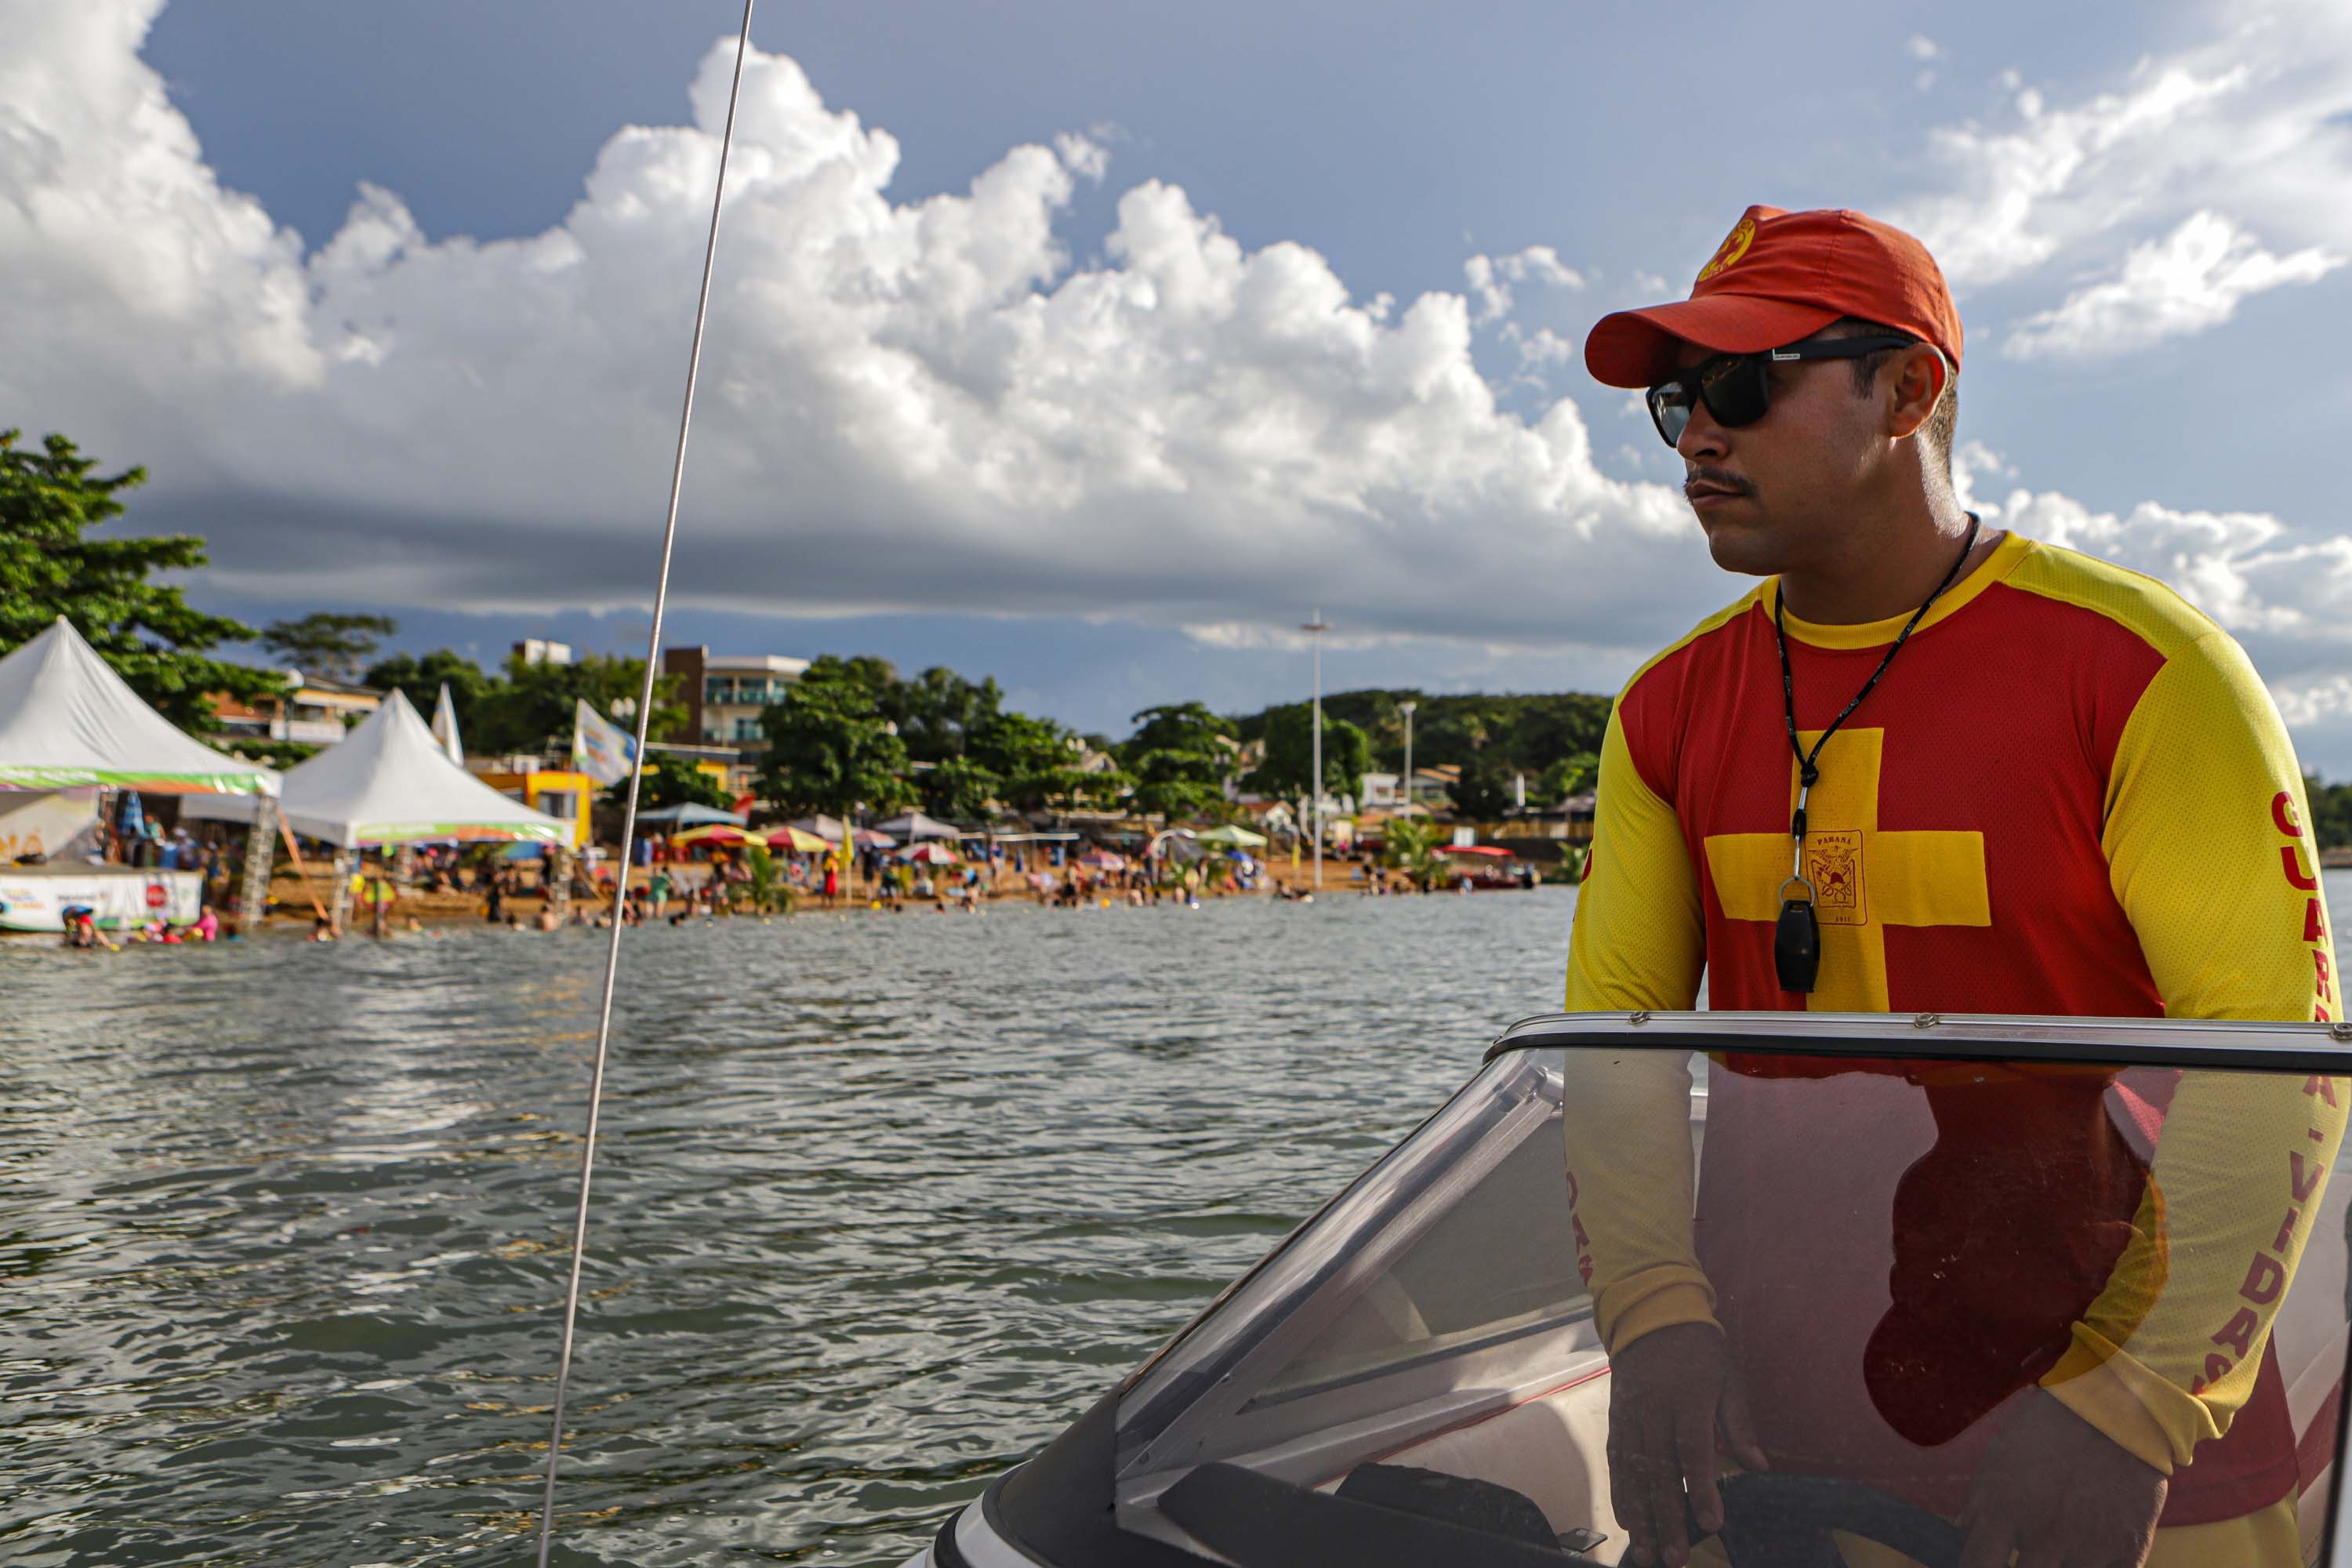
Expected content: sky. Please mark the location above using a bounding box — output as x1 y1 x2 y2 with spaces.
5 0 2351 764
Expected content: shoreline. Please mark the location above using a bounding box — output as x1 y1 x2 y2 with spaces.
241 855 1552 934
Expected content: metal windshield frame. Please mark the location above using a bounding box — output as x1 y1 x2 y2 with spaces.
1486 1008 2352 1072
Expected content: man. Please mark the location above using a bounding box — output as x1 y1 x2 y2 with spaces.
352 858 398 938
1563 206 2340 1568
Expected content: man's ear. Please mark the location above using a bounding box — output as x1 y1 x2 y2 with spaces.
1886 345 1948 440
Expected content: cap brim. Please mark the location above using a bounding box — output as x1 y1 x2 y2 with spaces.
1584 295 1844 388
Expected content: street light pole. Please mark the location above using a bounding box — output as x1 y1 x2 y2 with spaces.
1304 611 1329 889
1399 699 1417 821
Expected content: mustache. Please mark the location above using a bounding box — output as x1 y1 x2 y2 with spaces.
1684 466 1757 499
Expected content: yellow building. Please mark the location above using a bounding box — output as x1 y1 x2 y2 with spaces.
474 768 595 848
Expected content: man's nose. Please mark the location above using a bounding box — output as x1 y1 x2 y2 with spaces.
1675 398 1729 464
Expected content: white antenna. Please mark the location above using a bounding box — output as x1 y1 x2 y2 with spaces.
533 4 757 1561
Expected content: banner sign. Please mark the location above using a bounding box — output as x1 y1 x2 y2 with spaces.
571 700 638 786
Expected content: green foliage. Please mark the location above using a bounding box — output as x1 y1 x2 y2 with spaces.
0 429 274 731
1122 702 1234 821
219 736 321 768
1537 751 1599 804
1447 762 1515 819
2307 777 2352 850
1243 707 1370 806
466 650 680 759
643 752 733 811
365 648 495 731
969 709 1116 813
896 665 1004 762
1234 688 1612 786
755 666 916 819
918 755 1001 821
739 846 795 915
1127 749 1225 821
797 655 903 714
1380 816 1445 889
260 612 397 683
1124 702 1232 760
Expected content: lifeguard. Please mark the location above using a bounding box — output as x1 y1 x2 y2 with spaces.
1562 205 2339 1568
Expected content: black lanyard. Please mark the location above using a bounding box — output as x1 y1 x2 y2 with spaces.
1769 513 1981 993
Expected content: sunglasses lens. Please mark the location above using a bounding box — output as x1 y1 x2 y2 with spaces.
1699 355 1769 428
1648 384 1693 448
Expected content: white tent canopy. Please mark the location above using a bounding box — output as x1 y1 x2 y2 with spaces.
873 810 964 839
183 689 569 848
0 617 278 795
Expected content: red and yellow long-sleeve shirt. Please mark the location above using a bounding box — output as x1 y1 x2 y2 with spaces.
1562 531 2343 1523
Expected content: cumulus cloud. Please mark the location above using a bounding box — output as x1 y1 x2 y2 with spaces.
0 0 1700 659
1463 245 1584 324
1907 34 1943 62
3 0 2350 763
1895 64 2252 289
1891 3 2352 302
2276 677 2352 728
2002 211 2342 358
1515 328 1579 371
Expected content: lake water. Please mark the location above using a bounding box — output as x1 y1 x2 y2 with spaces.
5 873 2346 1567
0 885 1582 1567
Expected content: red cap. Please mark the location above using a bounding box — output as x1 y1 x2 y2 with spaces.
1584 205 1962 388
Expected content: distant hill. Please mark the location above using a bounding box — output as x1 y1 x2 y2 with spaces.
1229 688 1611 778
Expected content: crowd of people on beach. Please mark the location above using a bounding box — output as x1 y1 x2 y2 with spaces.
49 787 1559 949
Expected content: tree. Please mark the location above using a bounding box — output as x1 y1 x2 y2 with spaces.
755 669 916 821
1229 688 1610 779
2307 776 2352 850
1381 816 1445 891
738 846 795 915
466 651 681 759
1447 762 1515 820
1121 702 1234 821
970 710 1101 815
897 665 1003 762
1124 702 1232 760
260 612 397 683
1537 751 1599 804
0 429 274 731
643 753 733 811
365 648 492 728
917 756 1001 821
1243 707 1369 807
800 654 905 718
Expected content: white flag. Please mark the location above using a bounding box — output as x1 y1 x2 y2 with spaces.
572 699 637 786
430 682 465 767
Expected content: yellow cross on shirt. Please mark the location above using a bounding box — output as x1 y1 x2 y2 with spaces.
1703 728 1991 1011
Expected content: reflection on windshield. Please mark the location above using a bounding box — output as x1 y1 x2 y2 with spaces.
1116 1042 2352 1568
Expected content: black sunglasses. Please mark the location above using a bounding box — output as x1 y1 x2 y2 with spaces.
1646 336 1916 448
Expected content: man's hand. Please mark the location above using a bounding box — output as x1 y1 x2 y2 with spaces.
1958 1389 2166 1568
1606 1321 1768 1568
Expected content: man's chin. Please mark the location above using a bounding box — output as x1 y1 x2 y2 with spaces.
1697 511 1783 579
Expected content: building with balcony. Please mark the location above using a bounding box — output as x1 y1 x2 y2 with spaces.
209 672 384 747
661 647 810 749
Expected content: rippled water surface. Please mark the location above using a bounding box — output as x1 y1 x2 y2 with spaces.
15 872 2350 1567
2 887 1584 1567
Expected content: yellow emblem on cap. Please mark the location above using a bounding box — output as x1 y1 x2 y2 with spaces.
1697 213 1758 284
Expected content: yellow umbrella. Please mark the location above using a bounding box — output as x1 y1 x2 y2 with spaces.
670 824 768 848
766 825 830 853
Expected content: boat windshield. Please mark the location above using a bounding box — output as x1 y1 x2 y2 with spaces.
1109 1020 2352 1567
